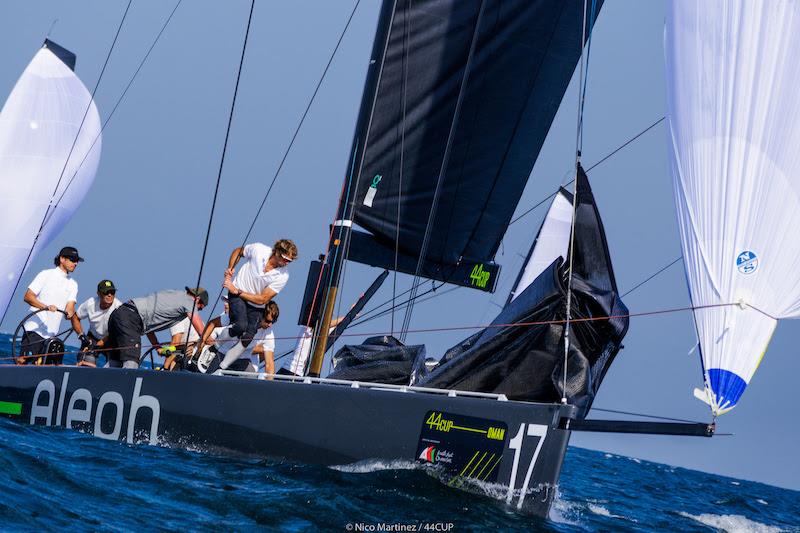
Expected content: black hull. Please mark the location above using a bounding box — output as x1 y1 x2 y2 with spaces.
0 366 574 517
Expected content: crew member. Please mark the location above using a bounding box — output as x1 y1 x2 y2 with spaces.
221 239 296 362
161 312 205 371
202 301 279 374
18 246 82 365
279 315 346 376
106 287 207 369
71 279 122 367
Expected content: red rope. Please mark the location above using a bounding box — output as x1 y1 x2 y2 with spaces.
0 302 737 363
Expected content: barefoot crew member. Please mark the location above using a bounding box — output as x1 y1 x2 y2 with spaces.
18 246 82 365
221 239 296 362
70 279 122 367
107 287 208 369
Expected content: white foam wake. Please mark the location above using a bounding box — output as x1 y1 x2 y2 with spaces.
678 512 785 533
587 502 636 522
330 459 421 474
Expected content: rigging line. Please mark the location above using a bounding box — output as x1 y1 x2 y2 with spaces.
40 0 185 232
350 282 454 328
301 139 362 377
239 0 362 245
585 116 665 173
308 138 361 373
621 256 682 298
589 407 705 424
509 116 666 227
562 0 592 404
202 1 362 320
401 0 489 341
309 0 400 373
576 0 598 149
0 300 740 363
352 280 432 322
573 0 589 159
392 0 411 336
186 0 256 335
0 1 134 328
46 18 59 38
744 303 779 321
326 302 738 340
302 178 350 330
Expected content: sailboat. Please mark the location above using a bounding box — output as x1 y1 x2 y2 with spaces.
0 0 795 519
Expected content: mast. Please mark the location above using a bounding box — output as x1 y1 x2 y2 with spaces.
307 0 397 377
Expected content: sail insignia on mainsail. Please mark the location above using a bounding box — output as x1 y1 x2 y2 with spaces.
666 1 800 415
0 39 102 318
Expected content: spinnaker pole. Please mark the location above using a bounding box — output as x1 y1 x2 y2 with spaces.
307 0 397 377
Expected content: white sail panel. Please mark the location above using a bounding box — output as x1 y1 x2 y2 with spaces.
666 1 800 415
0 41 101 318
509 191 572 303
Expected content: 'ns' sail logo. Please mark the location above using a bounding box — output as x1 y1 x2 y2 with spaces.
736 250 758 275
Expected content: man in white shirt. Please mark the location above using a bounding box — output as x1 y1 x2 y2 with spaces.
279 314 346 377
70 279 122 367
18 246 82 365
221 239 296 362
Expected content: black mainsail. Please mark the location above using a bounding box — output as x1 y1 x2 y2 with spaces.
309 0 605 375
345 0 604 291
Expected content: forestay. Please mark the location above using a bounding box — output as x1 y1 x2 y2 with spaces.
0 40 101 318
666 1 800 415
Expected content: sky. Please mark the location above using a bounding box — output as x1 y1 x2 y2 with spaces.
0 1 798 492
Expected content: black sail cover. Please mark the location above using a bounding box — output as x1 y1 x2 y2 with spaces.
347 0 603 291
331 167 628 417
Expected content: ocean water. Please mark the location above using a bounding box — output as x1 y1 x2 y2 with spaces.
0 334 797 532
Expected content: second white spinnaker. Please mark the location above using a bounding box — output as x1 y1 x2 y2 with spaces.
0 39 102 318
666 1 800 415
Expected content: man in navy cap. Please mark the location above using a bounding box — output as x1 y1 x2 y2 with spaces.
71 279 122 367
17 246 83 365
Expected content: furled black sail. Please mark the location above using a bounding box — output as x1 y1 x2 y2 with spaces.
346 0 604 292
332 167 628 417
413 166 627 415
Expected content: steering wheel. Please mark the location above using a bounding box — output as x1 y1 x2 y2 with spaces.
10 308 74 363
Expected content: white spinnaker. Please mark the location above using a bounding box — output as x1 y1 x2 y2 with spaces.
0 42 101 319
509 191 572 303
666 1 800 415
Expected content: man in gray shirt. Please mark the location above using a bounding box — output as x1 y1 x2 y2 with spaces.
106 287 207 369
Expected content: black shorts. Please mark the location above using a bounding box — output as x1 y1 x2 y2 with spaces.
107 304 144 364
20 331 63 365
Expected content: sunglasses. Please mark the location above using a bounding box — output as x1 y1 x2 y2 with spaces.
100 290 116 296
279 254 294 263
65 256 80 262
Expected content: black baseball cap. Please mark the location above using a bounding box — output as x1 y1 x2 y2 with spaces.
186 286 209 306
97 280 116 293
57 246 84 262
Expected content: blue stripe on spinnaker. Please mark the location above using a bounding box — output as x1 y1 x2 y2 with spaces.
707 369 747 409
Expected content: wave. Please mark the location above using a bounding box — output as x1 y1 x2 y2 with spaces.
678 511 785 533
